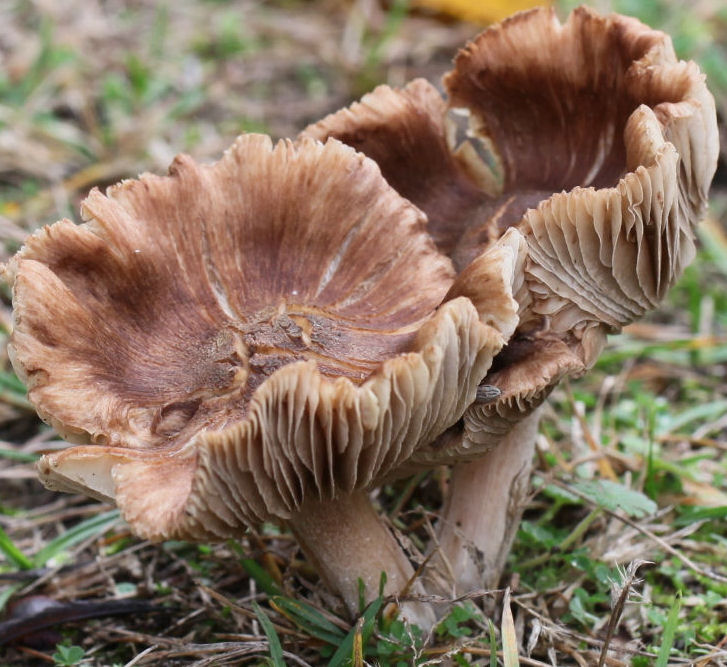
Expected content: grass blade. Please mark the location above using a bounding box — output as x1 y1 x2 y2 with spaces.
0 524 33 570
328 595 383 667
0 583 22 614
32 509 121 567
0 448 39 463
655 593 681 667
270 596 345 645
352 617 364 667
228 541 282 597
488 619 498 667
252 601 285 667
501 589 519 667
675 506 727 526
0 370 26 395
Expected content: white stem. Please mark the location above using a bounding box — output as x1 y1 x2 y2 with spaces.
425 408 542 596
289 490 435 627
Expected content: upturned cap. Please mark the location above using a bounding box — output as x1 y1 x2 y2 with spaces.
6 136 516 539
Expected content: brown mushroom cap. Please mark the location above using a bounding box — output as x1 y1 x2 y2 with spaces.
7 135 516 540
445 5 716 266
451 8 717 457
302 6 718 463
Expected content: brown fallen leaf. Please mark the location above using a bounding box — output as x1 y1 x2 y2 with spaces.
0 595 162 647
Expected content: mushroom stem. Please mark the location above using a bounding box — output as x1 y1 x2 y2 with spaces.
425 408 543 596
288 490 435 627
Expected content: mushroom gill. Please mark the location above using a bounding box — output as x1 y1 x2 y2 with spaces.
6 134 520 616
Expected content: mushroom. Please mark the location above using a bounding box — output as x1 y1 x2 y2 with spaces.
5 134 523 620
302 6 718 595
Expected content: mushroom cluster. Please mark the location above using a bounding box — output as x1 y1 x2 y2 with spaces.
5 6 717 624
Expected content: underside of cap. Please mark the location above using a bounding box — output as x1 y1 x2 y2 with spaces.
443 7 716 452
10 5 720 540
446 6 670 192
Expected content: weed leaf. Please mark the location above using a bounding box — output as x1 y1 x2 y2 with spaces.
573 480 657 518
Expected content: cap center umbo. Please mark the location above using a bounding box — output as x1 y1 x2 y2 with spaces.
237 301 419 405
149 298 424 442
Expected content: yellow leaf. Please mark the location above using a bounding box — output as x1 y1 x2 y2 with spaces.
353 617 364 667
0 201 20 217
413 0 550 24
675 479 727 507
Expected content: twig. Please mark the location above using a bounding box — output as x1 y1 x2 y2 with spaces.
123 644 159 667
422 644 560 667
597 561 648 667
510 596 659 660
